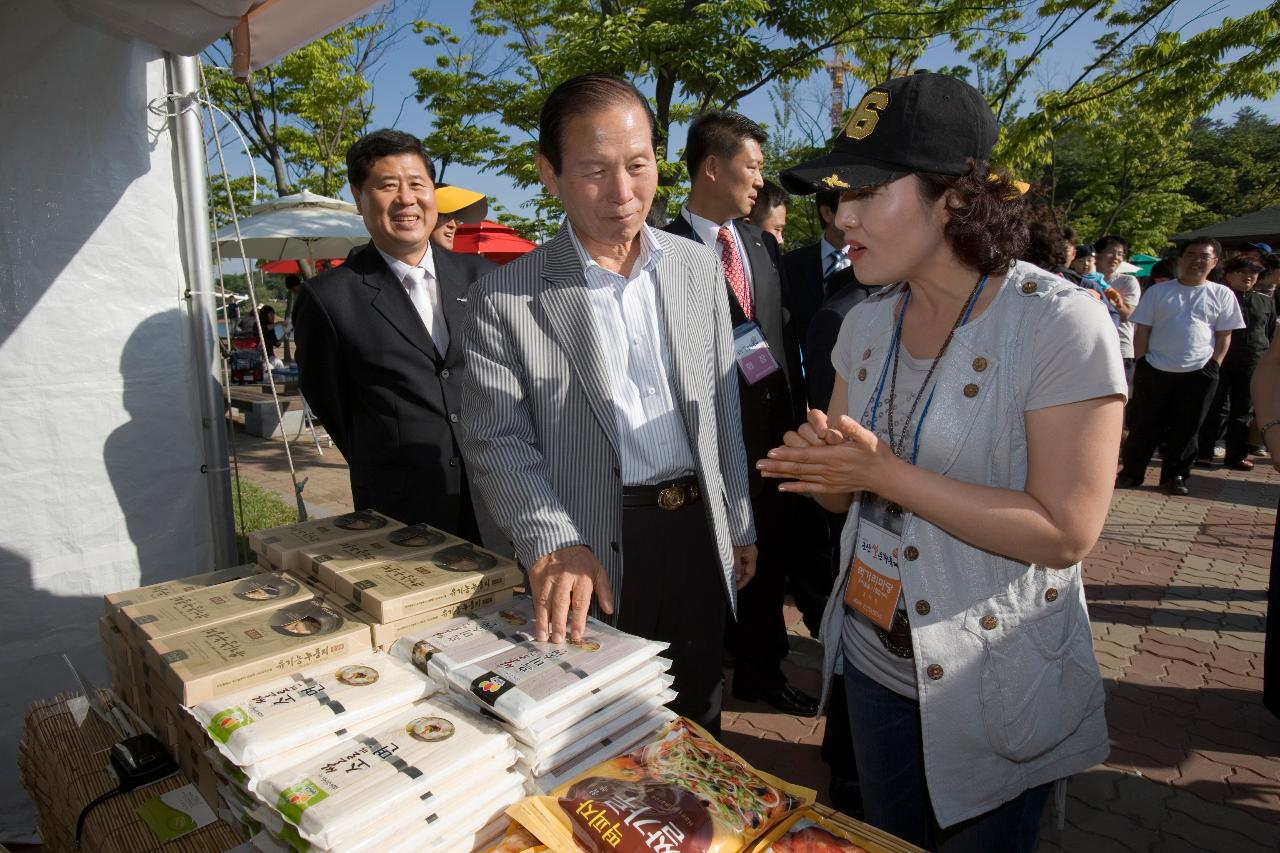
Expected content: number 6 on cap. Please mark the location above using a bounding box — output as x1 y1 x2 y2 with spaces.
844 91 890 140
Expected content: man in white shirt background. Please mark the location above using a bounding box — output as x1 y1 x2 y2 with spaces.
1117 237 1246 496
1095 234 1143 385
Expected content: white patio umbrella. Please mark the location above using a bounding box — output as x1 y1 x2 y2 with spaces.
214 189 369 261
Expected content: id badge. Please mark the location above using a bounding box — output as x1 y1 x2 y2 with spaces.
732 322 780 385
843 493 905 630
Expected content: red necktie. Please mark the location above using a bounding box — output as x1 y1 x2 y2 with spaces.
717 225 753 319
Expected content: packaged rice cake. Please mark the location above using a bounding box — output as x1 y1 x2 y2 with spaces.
258 695 517 849
117 572 313 642
189 650 435 767
250 510 402 574
322 541 523 623
511 662 672 746
749 805 924 852
478 821 548 853
510 717 813 852
103 564 259 616
389 597 538 681
327 587 516 650
516 689 678 774
146 599 371 705
301 522 461 583
522 708 675 794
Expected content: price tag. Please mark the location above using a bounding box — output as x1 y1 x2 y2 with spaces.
732 322 780 385
843 494 904 630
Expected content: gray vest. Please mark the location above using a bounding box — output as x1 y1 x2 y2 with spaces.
819 262 1112 827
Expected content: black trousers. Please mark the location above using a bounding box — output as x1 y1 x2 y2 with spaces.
1197 359 1258 465
617 500 727 736
1121 359 1219 484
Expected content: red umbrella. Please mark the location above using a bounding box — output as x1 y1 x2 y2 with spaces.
260 258 345 274
452 220 538 265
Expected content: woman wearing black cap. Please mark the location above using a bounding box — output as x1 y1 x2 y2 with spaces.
759 72 1128 851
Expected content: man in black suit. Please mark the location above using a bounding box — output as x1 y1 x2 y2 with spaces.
662 111 818 716
782 189 859 378
294 129 498 543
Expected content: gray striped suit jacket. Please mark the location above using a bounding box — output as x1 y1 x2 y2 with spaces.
458 225 757 615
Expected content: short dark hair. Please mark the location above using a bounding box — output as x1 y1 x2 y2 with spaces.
285 274 302 288
346 129 435 192
684 111 767 181
1094 234 1128 255
539 74 656 174
1224 255 1263 275
815 189 841 228
1024 221 1068 270
1263 252 1280 272
914 162 1028 277
1060 225 1077 245
1181 236 1222 258
748 180 789 222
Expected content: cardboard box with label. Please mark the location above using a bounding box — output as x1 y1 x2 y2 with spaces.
326 587 517 649
298 522 461 582
103 564 259 616
249 510 402 573
322 542 524 623
145 599 371 705
116 573 313 642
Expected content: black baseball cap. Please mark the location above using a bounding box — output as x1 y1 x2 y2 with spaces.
1075 244 1096 258
780 71 998 196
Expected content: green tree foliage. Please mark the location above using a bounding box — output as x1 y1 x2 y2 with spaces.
1180 108 1280 231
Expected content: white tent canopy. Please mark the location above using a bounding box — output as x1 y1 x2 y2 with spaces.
215 190 369 260
0 1 386 839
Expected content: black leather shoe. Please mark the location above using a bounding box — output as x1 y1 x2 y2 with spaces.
1164 476 1189 496
732 681 820 716
1115 474 1142 489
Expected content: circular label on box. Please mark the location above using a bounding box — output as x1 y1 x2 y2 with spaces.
388 524 446 549
234 577 301 602
270 603 342 637
406 716 454 742
334 510 388 531
335 664 379 686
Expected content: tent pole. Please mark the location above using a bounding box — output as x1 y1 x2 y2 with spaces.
167 52 238 568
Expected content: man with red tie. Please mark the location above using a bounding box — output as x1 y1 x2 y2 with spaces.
662 111 818 716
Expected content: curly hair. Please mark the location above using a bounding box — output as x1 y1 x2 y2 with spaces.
914 161 1028 276
1023 221 1068 271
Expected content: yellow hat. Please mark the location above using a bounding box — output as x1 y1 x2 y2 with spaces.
435 185 487 214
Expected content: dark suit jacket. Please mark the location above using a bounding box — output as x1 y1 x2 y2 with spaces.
294 241 497 538
662 217 804 492
806 279 881 411
782 241 860 376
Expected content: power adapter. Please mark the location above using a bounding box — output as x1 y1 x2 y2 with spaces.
75 734 178 848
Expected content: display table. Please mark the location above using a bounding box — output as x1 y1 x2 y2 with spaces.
227 386 304 439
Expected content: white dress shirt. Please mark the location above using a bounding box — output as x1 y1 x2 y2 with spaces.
680 207 755 301
820 237 851 279
376 244 448 354
568 222 696 485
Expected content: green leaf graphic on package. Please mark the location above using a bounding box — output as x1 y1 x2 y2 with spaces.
207 706 253 743
138 786 216 841
278 779 330 824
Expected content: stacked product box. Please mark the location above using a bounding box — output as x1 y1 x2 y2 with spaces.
187 650 525 851
249 509 403 574
392 596 677 793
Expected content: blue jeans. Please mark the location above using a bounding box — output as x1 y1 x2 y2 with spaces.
843 659 1052 852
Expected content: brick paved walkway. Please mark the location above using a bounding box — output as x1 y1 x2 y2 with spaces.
233 427 1279 851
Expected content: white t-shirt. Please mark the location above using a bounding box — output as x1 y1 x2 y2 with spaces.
1106 273 1142 358
1129 280 1245 373
833 282 1128 698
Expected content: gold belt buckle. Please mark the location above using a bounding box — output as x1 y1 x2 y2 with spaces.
657 484 685 511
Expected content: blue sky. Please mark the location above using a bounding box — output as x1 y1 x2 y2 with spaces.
221 0 1277 215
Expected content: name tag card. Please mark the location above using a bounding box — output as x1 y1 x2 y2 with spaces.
844 494 904 630
733 322 780 385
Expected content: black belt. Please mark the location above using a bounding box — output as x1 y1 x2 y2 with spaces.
622 475 701 510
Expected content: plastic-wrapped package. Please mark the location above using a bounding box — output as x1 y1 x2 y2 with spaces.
516 689 677 774
521 708 675 794
390 599 538 681
250 510 402 573
118 573 313 641
510 662 671 745
188 651 435 767
510 717 814 852
257 695 516 849
477 821 548 853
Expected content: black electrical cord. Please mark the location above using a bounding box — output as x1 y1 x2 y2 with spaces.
74 785 128 850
